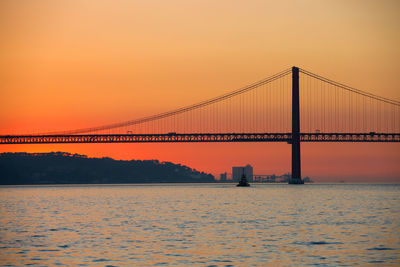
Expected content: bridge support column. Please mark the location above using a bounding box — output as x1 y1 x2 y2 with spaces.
289 66 304 184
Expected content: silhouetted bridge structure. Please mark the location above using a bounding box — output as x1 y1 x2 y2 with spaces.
2 67 399 184
2 132 399 144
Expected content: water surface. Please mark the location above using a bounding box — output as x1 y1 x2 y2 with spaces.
0 184 399 266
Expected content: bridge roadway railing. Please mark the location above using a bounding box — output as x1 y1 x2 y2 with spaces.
0 133 399 144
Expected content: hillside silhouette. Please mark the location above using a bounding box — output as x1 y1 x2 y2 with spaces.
0 152 215 185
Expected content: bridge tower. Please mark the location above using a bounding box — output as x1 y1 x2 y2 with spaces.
289 66 304 184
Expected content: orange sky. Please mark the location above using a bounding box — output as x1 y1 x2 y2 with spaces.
1 0 399 182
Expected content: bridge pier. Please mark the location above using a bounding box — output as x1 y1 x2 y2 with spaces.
289 66 304 184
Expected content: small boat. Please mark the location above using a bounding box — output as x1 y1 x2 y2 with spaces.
237 173 250 187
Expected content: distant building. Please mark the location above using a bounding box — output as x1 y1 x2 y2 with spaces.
220 172 227 182
277 173 291 183
232 164 253 182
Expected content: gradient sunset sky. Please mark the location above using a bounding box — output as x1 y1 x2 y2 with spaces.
1 0 399 182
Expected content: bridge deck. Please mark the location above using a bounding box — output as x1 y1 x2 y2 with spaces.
0 133 399 144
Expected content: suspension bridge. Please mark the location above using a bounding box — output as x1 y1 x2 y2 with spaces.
1 67 399 184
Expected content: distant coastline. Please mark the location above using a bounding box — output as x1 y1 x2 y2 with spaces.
0 152 215 185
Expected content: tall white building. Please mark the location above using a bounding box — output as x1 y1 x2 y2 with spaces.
232 164 253 182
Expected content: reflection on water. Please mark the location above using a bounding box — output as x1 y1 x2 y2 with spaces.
0 184 399 266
